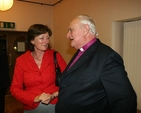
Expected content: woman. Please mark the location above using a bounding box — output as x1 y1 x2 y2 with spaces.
10 24 67 113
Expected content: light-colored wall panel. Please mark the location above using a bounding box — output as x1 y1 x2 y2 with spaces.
123 20 141 110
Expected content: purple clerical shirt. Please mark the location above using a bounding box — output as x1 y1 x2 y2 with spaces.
68 38 97 70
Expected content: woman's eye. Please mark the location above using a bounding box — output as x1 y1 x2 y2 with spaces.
40 37 44 39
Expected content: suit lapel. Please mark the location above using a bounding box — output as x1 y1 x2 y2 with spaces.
61 39 101 80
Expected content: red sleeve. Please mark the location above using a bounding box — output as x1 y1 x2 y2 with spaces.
10 59 38 108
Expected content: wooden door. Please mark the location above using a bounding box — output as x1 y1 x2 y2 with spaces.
0 30 27 95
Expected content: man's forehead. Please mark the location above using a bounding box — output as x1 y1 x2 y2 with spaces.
69 19 79 27
70 18 79 24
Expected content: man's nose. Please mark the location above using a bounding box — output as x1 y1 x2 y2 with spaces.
67 32 71 39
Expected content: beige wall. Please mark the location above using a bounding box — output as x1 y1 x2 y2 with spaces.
0 0 141 62
1 0 141 62
0 0 54 44
53 0 141 63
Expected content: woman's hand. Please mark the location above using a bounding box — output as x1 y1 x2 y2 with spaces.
40 93 54 104
34 92 56 104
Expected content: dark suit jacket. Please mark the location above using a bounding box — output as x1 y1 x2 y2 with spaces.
56 39 137 113
0 49 10 89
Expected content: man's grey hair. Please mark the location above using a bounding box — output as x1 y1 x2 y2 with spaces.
77 14 98 36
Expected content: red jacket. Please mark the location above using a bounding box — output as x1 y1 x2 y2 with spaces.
10 49 67 110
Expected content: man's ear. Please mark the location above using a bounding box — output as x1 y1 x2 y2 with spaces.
83 24 90 36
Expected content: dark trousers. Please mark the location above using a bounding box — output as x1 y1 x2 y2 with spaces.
0 87 7 113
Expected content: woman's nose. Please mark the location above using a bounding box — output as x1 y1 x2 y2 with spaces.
44 38 49 43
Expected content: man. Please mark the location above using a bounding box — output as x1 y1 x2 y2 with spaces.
56 14 137 113
0 48 10 113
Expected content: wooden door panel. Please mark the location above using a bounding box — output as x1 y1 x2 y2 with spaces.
0 31 27 95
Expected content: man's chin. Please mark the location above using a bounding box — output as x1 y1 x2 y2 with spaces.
71 46 77 50
70 44 74 48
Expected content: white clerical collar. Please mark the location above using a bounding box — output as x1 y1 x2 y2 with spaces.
80 48 84 52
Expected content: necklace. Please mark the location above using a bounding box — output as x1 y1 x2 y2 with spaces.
31 52 42 61
33 56 42 60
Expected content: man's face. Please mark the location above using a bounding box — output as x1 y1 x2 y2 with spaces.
67 18 85 49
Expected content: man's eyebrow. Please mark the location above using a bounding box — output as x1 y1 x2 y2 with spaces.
68 28 72 31
68 28 74 30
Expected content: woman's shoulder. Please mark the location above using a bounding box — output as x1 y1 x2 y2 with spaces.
17 50 31 60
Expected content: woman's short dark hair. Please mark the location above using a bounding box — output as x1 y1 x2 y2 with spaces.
26 24 52 51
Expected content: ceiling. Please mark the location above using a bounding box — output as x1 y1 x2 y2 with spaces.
17 0 63 6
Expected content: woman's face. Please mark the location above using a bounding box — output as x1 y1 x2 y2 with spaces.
31 32 50 51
